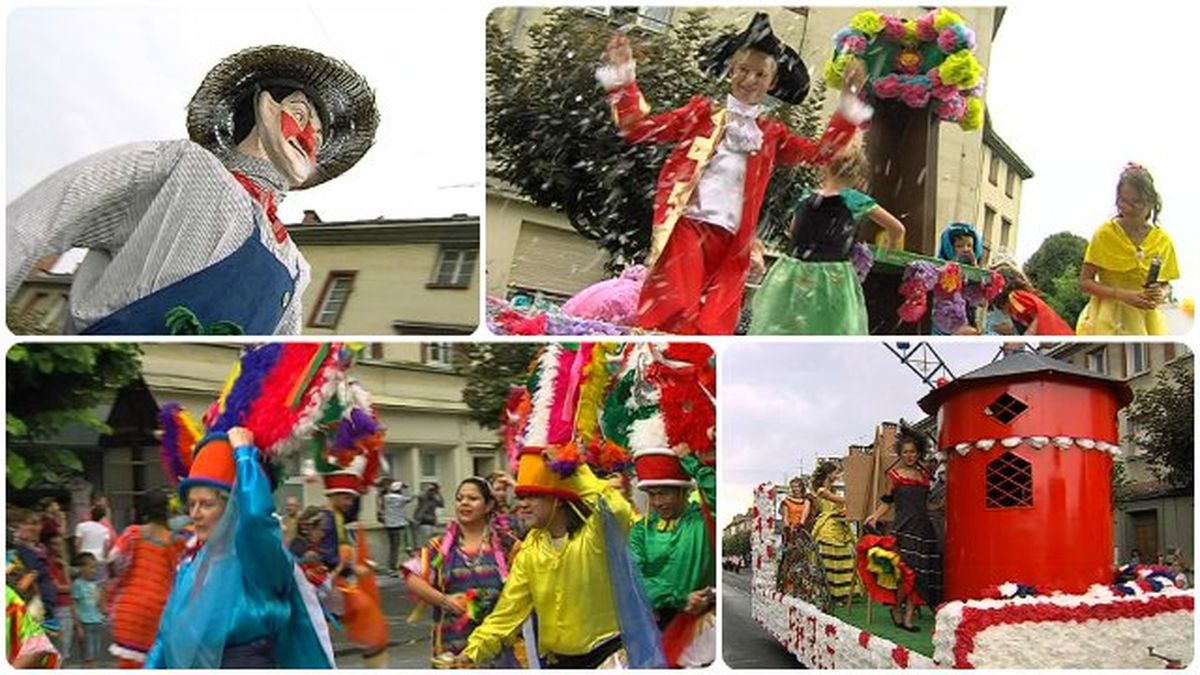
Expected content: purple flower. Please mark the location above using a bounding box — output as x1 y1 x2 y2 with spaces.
850 242 875 282
903 260 940 291
932 292 967 334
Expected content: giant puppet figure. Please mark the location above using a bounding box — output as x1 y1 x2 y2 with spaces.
597 13 870 335
7 46 379 335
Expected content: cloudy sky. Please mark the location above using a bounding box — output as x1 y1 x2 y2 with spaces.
6 4 482 223
718 341 1060 527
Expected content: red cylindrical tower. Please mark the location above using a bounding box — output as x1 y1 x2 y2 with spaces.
918 350 1132 602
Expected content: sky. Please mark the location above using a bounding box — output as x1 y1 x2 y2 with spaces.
986 2 1196 298
717 341 1061 528
6 4 483 224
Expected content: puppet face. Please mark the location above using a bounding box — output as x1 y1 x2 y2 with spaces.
455 482 492 525
256 90 323 186
187 486 228 543
645 486 688 520
729 49 778 106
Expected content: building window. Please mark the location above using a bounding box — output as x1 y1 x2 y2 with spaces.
420 452 438 485
429 247 477 288
308 271 356 328
1005 167 1016 198
986 452 1033 508
634 7 672 32
1086 347 1107 375
983 205 996 246
1000 217 1012 250
423 342 455 368
988 153 1000 185
473 455 497 478
984 392 1029 425
1126 343 1150 377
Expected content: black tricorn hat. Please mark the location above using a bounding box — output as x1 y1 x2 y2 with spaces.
697 13 810 105
187 45 380 190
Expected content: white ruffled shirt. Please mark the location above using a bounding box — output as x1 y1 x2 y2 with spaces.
685 95 763 233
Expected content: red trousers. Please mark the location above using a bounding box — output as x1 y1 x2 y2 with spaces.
636 217 750 334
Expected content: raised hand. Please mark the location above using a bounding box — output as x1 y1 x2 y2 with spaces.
606 33 633 66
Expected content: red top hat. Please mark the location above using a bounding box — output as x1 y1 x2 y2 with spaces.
633 448 692 490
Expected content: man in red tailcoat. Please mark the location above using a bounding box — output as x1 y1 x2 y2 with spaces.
598 13 871 334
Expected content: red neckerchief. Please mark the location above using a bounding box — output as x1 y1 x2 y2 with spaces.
231 171 289 244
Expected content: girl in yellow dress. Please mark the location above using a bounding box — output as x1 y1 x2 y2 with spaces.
810 462 855 602
1077 163 1179 335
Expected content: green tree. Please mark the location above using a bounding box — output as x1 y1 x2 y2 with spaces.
487 9 824 269
723 529 751 557
1124 355 1194 488
7 343 143 488
460 343 542 430
1022 232 1089 325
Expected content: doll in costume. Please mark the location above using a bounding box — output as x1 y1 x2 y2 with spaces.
750 143 904 334
7 46 378 335
456 343 664 669
1076 163 1179 335
597 13 871 335
146 343 365 668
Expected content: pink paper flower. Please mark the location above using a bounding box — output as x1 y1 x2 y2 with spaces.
883 17 908 41
842 34 868 55
873 74 902 99
937 29 960 53
900 81 931 108
916 12 938 41
899 295 928 323
936 94 967 121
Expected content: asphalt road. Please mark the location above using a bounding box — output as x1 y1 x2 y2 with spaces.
721 569 802 669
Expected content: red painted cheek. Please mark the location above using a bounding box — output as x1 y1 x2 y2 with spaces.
279 111 318 164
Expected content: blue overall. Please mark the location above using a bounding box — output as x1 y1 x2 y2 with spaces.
80 230 295 335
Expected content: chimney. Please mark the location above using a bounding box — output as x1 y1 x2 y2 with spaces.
301 209 322 225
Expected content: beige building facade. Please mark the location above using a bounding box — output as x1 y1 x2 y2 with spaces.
290 215 479 335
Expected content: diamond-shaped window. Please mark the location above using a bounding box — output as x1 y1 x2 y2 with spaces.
984 392 1029 425
986 452 1033 508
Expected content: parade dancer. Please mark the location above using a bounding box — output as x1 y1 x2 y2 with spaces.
107 493 181 668
455 343 661 669
313 419 391 669
597 13 870 334
402 478 522 666
631 448 717 668
146 427 335 667
7 45 378 335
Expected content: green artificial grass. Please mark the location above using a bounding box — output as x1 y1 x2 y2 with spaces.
823 598 936 657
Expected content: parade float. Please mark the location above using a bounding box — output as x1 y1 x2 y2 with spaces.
748 348 1194 668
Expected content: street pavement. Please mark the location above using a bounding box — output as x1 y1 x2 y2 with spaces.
63 574 438 669
721 569 803 669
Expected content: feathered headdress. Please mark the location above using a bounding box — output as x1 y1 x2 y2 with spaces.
160 343 369 490
310 379 387 494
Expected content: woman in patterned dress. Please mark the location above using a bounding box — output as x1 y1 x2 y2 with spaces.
401 478 521 665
